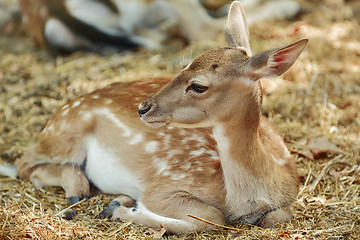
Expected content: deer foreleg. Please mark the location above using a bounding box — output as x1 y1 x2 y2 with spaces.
99 191 224 234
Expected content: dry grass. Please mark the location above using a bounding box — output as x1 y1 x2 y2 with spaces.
1 0 359 239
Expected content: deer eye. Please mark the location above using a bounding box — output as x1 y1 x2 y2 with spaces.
187 83 208 93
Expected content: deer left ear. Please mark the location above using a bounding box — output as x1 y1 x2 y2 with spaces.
225 1 252 56
249 39 308 80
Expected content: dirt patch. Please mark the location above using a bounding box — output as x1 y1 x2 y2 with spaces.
1 0 359 239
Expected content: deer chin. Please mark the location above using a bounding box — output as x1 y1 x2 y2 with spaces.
168 120 212 129
143 118 209 129
144 120 168 128
140 114 170 128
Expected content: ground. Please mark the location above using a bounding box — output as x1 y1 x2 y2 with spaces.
0 0 359 239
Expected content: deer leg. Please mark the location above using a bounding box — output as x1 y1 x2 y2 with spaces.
15 145 89 205
258 206 293 228
98 191 224 234
28 164 90 205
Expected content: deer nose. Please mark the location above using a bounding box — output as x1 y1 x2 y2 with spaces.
138 98 152 117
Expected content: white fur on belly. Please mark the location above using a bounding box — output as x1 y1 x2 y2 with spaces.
84 136 141 199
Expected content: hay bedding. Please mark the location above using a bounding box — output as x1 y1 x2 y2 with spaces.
0 0 359 239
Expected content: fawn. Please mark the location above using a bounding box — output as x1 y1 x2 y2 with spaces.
7 1 307 234
19 0 300 55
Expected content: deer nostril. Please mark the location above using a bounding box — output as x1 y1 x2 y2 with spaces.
138 99 152 117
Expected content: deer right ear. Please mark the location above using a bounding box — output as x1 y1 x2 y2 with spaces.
249 39 308 80
225 1 252 56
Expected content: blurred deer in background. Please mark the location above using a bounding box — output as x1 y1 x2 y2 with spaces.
2 1 307 234
19 0 228 54
19 0 300 55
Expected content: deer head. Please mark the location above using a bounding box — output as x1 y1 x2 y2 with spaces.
139 2 307 129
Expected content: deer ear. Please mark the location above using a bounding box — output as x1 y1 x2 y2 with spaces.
225 1 252 56
249 39 308 79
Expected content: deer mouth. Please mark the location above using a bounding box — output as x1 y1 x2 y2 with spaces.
140 112 171 128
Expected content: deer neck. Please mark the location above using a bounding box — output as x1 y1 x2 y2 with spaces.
213 85 265 174
213 103 264 177
212 86 275 217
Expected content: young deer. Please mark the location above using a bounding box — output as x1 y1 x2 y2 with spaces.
10 2 308 234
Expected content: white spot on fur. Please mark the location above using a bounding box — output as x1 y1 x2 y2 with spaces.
145 141 159 153
163 135 171 148
92 95 99 99
129 133 144 145
181 134 207 146
190 148 206 157
82 112 93 121
170 173 187 181
61 104 69 110
94 108 132 137
72 100 81 108
106 99 113 104
208 149 219 159
62 108 69 116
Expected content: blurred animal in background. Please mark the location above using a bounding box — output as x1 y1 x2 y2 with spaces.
0 1 19 31
19 0 301 55
19 0 227 55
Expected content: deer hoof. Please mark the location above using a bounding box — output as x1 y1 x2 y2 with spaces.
97 200 121 219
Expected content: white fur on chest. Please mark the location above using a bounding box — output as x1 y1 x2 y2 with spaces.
84 136 141 200
222 163 271 219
